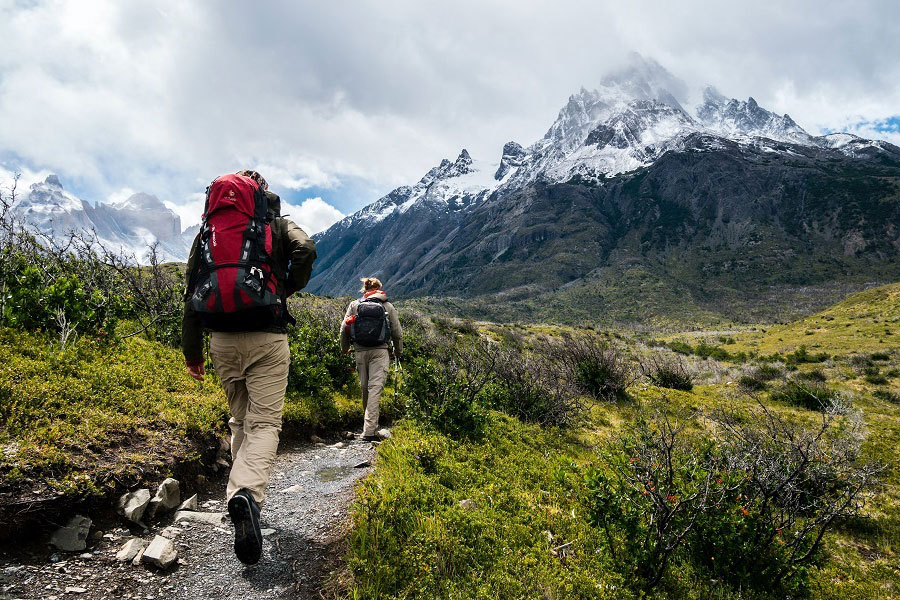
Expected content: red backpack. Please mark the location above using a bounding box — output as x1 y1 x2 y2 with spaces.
188 174 286 330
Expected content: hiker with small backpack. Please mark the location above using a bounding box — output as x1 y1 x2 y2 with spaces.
182 170 316 565
340 278 403 441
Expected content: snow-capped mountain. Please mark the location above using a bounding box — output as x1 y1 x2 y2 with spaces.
13 175 195 262
307 54 900 311
318 55 892 243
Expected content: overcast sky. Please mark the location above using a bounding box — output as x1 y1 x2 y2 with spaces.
1 0 899 233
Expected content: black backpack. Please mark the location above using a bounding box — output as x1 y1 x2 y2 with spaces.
350 299 391 347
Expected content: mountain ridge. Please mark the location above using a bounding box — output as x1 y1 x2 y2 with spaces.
308 56 900 325
12 175 196 262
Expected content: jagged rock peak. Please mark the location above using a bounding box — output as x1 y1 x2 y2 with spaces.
45 174 62 188
495 141 526 180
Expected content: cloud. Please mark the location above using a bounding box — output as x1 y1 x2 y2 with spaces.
0 163 52 200
838 117 900 146
284 197 344 235
1 0 899 217
164 193 206 229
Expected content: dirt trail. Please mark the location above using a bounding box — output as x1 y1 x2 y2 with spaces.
0 437 377 599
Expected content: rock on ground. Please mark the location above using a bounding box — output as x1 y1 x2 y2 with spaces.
116 489 151 524
141 535 178 570
177 493 199 511
49 515 92 552
147 478 181 518
115 538 146 562
173 510 226 526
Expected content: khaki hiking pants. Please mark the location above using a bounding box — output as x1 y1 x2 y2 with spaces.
356 348 390 437
210 331 290 506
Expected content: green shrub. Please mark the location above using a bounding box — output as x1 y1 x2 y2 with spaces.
584 405 880 595
754 363 783 380
641 355 694 391
545 335 633 401
667 340 694 355
287 302 355 397
3 261 130 340
738 374 767 392
401 353 489 439
785 345 829 365
870 351 891 361
487 345 582 426
865 373 889 385
770 380 840 411
873 389 900 404
797 368 828 382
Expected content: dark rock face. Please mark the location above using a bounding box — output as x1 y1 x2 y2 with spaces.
308 137 900 323
495 142 527 180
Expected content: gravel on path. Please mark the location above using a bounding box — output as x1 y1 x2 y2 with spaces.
0 437 377 599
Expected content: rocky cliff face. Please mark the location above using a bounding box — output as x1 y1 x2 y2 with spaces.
14 176 192 262
308 56 900 323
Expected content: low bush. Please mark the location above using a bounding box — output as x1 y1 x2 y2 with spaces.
754 363 783 380
544 335 634 401
784 345 829 365
738 374 767 392
869 351 891 361
584 402 881 595
864 372 889 385
873 389 900 404
401 342 494 439
849 354 874 374
287 299 355 397
770 380 841 411
641 354 694 391
487 345 582 426
797 368 828 382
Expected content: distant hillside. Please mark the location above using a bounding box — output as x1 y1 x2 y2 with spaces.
724 282 900 356
308 57 900 326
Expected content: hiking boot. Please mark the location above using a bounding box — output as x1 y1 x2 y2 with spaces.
360 435 378 442
227 489 262 565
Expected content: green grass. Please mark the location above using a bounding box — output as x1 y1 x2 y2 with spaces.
346 287 900 598
347 415 632 599
723 283 900 357
0 326 365 514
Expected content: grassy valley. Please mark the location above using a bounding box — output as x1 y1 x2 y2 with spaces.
340 285 900 599
2 185 898 597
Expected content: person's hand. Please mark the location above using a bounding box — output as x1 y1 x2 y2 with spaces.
188 363 205 382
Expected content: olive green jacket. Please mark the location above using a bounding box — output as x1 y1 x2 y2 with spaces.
182 191 316 366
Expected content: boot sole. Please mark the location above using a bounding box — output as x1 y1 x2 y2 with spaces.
227 493 262 565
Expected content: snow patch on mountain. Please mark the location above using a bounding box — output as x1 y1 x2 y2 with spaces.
14 175 192 262
329 56 897 234
336 149 500 230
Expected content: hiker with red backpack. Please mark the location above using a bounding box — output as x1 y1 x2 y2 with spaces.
340 278 403 441
182 170 316 565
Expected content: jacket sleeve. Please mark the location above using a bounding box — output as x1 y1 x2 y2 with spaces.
339 300 355 354
281 219 317 296
182 232 204 367
387 302 403 356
